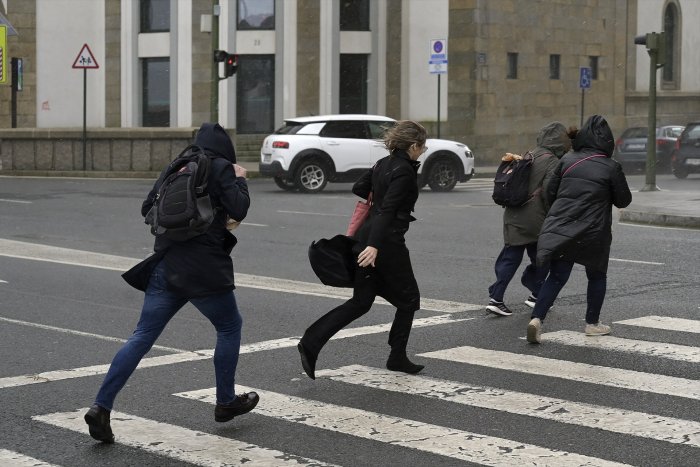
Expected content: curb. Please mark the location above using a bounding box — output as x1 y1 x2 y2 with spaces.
619 209 700 229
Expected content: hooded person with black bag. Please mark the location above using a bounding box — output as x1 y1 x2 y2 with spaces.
84 123 258 443
527 115 632 344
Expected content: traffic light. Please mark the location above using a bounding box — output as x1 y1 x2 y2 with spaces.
224 53 238 77
213 49 227 63
634 32 666 67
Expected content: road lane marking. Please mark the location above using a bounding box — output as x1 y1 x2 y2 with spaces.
0 449 60 466
541 330 700 363
615 316 700 334
419 346 700 400
34 409 336 467
316 364 700 447
277 210 347 217
0 314 472 390
609 258 664 265
0 198 32 204
176 386 630 466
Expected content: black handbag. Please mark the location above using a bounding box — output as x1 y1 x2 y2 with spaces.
308 234 357 288
121 250 167 291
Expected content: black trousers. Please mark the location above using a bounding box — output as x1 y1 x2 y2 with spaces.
301 264 417 358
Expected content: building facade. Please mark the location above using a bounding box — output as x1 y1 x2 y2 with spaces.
1 0 698 167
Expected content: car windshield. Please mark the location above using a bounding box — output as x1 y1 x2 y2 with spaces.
668 127 684 138
623 128 647 138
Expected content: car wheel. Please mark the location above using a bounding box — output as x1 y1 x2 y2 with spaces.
672 166 689 179
295 159 328 193
427 157 458 192
273 176 297 191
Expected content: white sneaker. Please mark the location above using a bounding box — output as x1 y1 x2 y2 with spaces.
585 322 611 336
527 318 542 344
524 295 537 309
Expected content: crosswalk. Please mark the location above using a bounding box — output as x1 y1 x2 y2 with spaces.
8 313 695 466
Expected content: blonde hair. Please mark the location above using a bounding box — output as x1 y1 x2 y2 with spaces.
384 120 427 152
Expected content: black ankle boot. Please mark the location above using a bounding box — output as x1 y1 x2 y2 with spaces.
84 404 114 443
386 351 424 374
297 342 317 380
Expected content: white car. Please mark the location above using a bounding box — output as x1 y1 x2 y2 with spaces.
259 114 475 193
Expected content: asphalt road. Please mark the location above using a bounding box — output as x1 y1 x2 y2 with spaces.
0 174 698 466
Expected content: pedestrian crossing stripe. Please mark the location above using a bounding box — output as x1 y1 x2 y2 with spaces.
316 364 700 447
0 449 60 467
615 315 700 334
541 330 700 363
33 409 337 467
419 346 700 400
176 386 630 466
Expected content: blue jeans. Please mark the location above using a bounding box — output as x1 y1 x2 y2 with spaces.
95 261 242 410
488 243 547 302
531 259 607 323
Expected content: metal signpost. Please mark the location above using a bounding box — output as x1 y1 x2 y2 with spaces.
579 67 591 127
429 39 448 138
72 43 99 171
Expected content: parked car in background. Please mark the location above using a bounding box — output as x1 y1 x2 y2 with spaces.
613 125 684 173
671 122 700 179
259 115 475 193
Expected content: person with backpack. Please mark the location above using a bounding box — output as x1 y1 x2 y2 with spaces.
84 123 257 443
297 120 427 380
527 115 632 343
486 122 573 316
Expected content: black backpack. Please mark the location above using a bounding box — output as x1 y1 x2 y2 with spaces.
492 152 534 207
145 145 216 241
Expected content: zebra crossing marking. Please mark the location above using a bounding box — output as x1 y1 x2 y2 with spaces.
541 330 700 363
316 364 700 447
33 409 337 467
0 314 472 390
419 346 700 400
176 386 630 466
0 449 60 467
615 316 700 334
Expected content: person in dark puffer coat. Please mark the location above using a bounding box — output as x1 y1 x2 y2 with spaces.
527 115 632 344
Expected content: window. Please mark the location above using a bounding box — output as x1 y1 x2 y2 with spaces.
663 3 678 83
320 121 368 139
142 58 170 126
589 56 599 80
549 54 560 79
368 121 392 139
236 55 275 134
340 0 370 31
339 54 368 114
506 52 518 79
237 0 275 30
140 0 170 33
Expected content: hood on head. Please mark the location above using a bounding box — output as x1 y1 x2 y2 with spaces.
194 122 236 163
572 115 615 157
536 122 571 158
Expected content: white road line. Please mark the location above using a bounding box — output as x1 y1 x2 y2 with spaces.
419 346 700 400
33 409 336 467
541 330 700 363
0 239 482 314
239 222 268 227
615 316 700 334
0 279 7 284
0 314 471 390
0 316 188 353
316 364 700 447
176 386 630 467
0 449 60 467
609 258 665 265
0 198 32 204
277 210 347 217
617 222 699 232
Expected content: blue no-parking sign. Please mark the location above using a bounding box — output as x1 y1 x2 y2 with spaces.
580 67 592 89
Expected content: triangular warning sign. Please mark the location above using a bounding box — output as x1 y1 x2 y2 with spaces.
72 43 99 69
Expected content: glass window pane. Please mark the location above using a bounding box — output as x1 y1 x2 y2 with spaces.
663 4 676 82
507 52 518 79
589 56 599 80
140 0 170 33
237 0 275 30
236 55 275 134
549 54 560 80
339 54 368 114
340 0 369 31
142 58 170 127
320 121 368 139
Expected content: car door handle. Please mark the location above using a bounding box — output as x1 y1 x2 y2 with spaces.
327 141 340 146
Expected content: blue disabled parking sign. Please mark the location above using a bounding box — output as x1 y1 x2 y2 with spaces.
580 67 592 89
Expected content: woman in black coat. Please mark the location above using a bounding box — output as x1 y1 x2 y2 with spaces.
527 115 632 344
298 120 427 379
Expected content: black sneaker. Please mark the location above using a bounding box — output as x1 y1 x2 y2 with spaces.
486 300 513 316
214 392 260 422
524 295 537 308
84 405 114 443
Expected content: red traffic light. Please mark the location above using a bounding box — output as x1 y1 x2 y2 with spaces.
224 53 238 77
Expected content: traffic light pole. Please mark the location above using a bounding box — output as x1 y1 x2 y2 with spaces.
210 1 219 123
640 45 659 192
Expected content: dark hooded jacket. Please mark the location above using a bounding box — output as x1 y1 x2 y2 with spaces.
536 115 632 272
140 123 250 298
503 122 570 245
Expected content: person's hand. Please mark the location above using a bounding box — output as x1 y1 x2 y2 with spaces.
358 246 378 267
233 164 247 178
